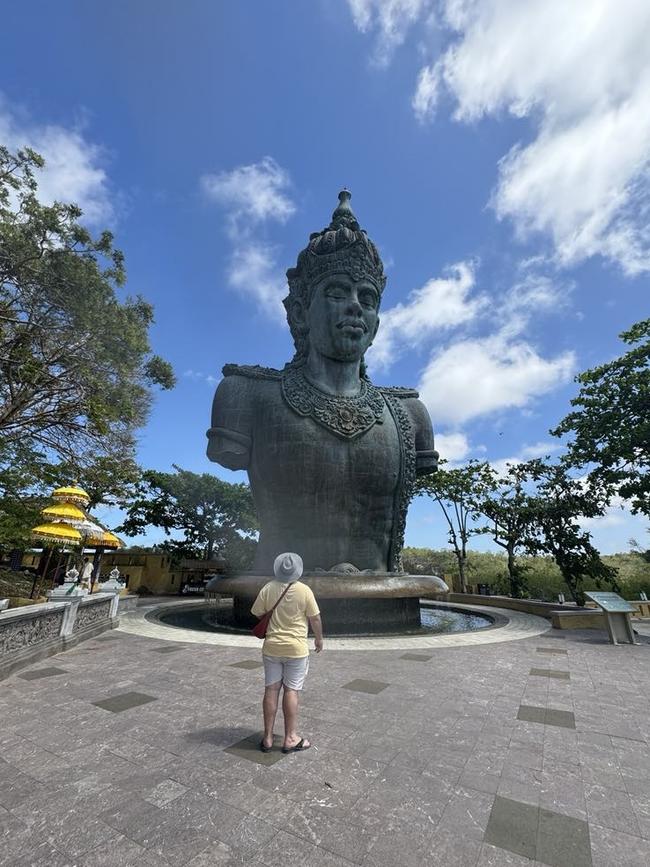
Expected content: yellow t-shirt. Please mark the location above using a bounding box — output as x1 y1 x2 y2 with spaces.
251 580 320 658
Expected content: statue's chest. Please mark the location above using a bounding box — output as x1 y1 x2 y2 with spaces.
251 398 401 496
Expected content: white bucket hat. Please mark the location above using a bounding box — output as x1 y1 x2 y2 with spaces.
273 552 303 583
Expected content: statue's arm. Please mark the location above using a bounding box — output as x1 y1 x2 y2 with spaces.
206 375 253 471
404 397 438 477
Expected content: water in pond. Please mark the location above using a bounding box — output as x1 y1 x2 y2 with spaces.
154 602 493 636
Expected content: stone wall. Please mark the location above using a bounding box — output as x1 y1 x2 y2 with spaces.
0 593 119 680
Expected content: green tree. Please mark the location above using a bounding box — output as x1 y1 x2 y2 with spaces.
552 319 649 517
474 462 544 598
416 460 492 593
0 146 174 466
524 460 618 606
117 466 258 570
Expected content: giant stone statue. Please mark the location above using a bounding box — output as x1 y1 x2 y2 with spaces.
207 191 447 633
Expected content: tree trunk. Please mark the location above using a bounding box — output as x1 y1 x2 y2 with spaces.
456 549 467 593
507 546 524 598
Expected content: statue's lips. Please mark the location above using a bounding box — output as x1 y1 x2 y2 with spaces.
337 321 367 333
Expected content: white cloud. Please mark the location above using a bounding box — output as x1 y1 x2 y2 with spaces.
183 370 218 386
410 0 650 274
419 331 575 425
201 156 294 239
0 98 113 225
347 0 432 66
368 260 485 368
435 431 470 462
489 440 563 476
228 242 286 321
499 269 573 339
202 157 295 320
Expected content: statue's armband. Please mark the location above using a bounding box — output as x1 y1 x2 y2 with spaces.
206 426 251 471
403 396 438 477
206 373 256 471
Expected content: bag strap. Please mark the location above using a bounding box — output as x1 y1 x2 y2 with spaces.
268 582 291 616
263 582 292 630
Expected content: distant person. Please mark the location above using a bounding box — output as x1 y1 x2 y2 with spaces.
251 552 323 753
81 558 93 583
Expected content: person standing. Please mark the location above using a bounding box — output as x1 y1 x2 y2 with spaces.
251 552 323 753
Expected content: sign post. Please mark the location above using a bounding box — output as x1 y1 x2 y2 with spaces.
585 592 637 645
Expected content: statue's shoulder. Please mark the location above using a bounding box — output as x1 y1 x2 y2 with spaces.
377 384 420 399
222 363 282 381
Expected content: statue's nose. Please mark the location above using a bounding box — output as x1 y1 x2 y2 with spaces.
346 297 362 315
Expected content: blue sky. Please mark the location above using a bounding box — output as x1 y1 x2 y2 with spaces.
3 1 648 553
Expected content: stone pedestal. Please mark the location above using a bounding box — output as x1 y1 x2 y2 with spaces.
208 572 449 635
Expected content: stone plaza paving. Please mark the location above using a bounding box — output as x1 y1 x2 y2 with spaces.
1 603 650 866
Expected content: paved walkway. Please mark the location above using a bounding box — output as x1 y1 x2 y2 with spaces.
1 608 649 866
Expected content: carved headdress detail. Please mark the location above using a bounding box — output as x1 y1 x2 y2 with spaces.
284 190 386 331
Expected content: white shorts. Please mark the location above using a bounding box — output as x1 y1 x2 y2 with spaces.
263 654 310 691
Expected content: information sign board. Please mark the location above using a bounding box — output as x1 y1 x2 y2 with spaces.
585 592 636 613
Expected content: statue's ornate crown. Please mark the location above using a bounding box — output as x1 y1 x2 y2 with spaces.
285 190 386 300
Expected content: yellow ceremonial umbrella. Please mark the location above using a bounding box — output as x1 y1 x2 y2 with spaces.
41 502 88 523
52 484 90 507
100 530 124 549
31 522 82 545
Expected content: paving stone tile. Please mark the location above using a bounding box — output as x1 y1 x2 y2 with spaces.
437 786 494 841
150 645 185 654
505 744 544 772
49 818 123 860
256 829 354 866
544 709 576 730
536 648 568 656
18 666 68 680
224 734 286 766
79 834 148 866
518 705 546 724
484 796 538 860
6 841 73 867
92 692 158 713
458 768 501 795
589 823 650 867
585 784 641 836
342 679 390 695
477 843 535 865
142 778 188 807
289 807 376 863
399 653 433 661
144 826 218 867
536 807 592 867
629 793 650 840
363 828 436 867
529 668 571 680
182 841 240 866
98 798 166 845
228 660 264 669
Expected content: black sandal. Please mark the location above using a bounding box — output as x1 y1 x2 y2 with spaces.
281 738 311 753
259 739 272 753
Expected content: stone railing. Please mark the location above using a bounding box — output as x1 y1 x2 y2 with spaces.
0 592 119 680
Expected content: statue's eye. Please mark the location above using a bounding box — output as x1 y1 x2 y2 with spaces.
359 291 377 308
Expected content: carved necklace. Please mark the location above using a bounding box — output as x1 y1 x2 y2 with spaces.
281 366 385 439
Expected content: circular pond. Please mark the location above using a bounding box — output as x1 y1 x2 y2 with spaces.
153 600 495 637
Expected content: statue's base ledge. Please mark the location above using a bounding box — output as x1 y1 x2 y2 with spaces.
206 572 449 599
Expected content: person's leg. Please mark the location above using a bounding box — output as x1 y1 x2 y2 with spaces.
262 682 281 748
261 655 284 749
281 656 311 750
282 687 303 748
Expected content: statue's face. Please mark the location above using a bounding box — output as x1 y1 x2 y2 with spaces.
305 274 380 361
